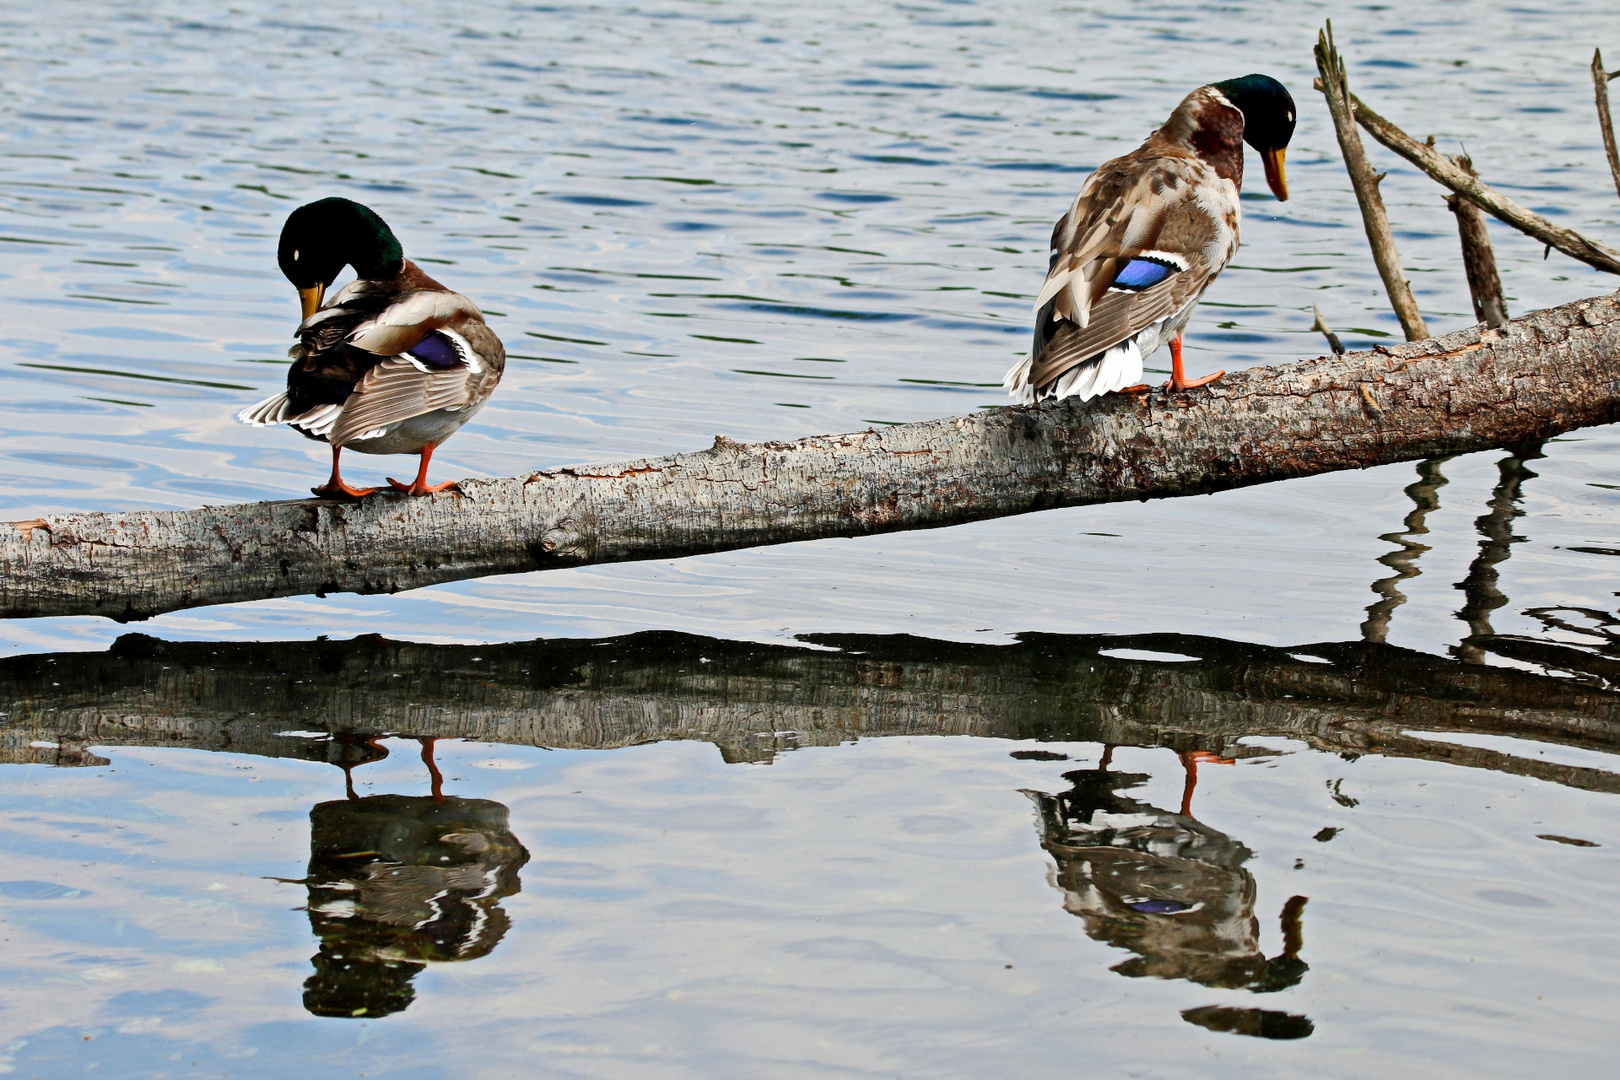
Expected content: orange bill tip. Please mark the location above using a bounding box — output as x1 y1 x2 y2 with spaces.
1262 147 1289 201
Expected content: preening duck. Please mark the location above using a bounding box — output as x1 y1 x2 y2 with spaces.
238 197 506 498
1005 74 1296 404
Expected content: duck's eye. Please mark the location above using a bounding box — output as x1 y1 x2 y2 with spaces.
292 249 300 262
1286 111 1294 123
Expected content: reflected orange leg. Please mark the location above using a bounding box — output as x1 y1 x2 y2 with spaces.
388 443 458 496
1165 333 1224 392
418 737 445 802
311 444 376 500
1178 749 1236 817
337 736 389 800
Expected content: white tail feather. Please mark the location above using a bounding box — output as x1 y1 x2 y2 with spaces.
1002 355 1036 405
237 392 291 426
289 403 343 438
1051 338 1143 403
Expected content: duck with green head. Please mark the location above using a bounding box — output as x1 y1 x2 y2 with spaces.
238 197 506 498
1005 74 1296 403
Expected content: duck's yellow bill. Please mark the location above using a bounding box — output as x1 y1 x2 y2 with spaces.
1262 147 1289 201
298 284 325 322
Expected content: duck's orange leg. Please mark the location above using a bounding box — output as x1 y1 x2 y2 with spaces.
388 443 458 496
1165 333 1223 392
311 444 376 500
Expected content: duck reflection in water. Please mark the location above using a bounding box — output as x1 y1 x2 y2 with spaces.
1027 747 1312 1038
295 736 530 1019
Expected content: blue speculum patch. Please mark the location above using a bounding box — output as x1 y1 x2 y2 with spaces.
406 331 461 368
1112 257 1177 291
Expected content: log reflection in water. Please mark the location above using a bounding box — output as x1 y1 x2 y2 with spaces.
2 626 1618 789
2 624 1617 1034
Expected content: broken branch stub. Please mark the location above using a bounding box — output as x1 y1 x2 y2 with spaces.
3 293 1619 622
1445 155 1510 328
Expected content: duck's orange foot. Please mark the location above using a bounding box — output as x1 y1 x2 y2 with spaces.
386 476 459 496
1166 369 1225 392
1118 383 1152 394
311 479 376 500
1187 749 1237 766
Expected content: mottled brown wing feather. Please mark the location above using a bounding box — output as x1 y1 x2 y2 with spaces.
1029 284 1179 388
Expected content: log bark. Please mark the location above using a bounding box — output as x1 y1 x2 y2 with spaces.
1344 84 1620 275
1314 25 1430 340
1595 49 1620 203
1445 155 1510 328
4 292 1620 622
3 629 1618 793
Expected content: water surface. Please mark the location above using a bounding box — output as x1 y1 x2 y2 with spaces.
1 1 1619 1075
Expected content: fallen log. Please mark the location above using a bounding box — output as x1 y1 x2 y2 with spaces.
4 292 1620 622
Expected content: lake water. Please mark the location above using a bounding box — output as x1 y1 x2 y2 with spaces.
2 0 1619 1076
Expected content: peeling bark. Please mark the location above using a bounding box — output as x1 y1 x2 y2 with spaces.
3 293 1620 621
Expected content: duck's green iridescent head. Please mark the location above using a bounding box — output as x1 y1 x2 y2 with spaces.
278 198 404 320
1211 74 1297 201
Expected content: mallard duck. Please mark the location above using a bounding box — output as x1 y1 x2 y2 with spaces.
1005 74 1296 404
238 197 506 498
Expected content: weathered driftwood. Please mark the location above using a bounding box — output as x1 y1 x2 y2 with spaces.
1340 83 1620 275
3 629 1618 792
1595 49 1620 203
4 292 1620 622
1314 25 1430 340
1445 155 1510 328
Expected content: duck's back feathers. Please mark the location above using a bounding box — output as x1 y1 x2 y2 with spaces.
240 258 505 453
1009 86 1247 403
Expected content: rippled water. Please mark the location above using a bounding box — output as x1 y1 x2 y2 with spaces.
2 0 1620 1075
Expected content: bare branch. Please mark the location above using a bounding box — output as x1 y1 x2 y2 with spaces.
1345 84 1620 274
1313 23 1431 340
1596 48 1620 203
1445 155 1510 327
